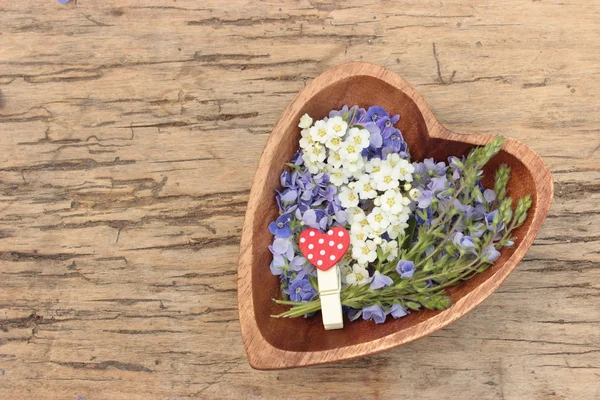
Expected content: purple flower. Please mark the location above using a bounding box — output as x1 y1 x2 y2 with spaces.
329 105 350 119
396 260 415 279
483 245 501 262
388 304 408 319
417 190 433 209
269 254 286 276
453 232 476 251
386 128 406 152
300 209 327 230
484 189 496 203
362 304 387 324
289 278 316 302
269 238 294 261
424 158 447 176
380 114 401 139
347 307 363 321
485 210 500 226
370 271 394 290
268 214 293 238
366 105 390 124
291 151 304 165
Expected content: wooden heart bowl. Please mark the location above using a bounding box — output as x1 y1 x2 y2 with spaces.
238 62 553 370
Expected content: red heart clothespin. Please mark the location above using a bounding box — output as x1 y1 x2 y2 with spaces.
298 227 350 330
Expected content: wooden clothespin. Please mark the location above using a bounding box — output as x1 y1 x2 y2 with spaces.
299 227 350 330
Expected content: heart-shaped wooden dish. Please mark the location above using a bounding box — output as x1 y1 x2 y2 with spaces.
238 62 553 370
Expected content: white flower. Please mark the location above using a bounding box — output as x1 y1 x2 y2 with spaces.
372 163 400 191
298 113 313 129
367 207 390 231
338 185 360 208
354 174 377 199
368 226 386 240
351 240 378 266
343 157 365 175
303 157 323 174
327 151 344 168
325 135 344 151
379 189 405 214
326 116 348 138
305 142 326 163
380 239 399 261
338 142 361 163
397 159 415 182
327 165 349 187
347 207 365 224
345 263 371 285
386 153 402 168
365 157 382 174
350 219 372 243
347 127 370 149
372 236 383 245
387 221 409 239
403 183 412 191
409 188 420 200
310 119 331 144
299 128 314 150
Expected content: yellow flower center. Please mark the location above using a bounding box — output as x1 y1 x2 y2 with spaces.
334 125 342 132
357 232 365 240
372 166 381 173
375 214 383 222
387 198 395 206
348 193 356 201
347 145 356 154
384 176 392 183
400 168 408 175
361 246 370 255
356 273 364 280
360 219 369 227
364 184 372 191
331 138 340 145
353 136 362 144
318 128 327 137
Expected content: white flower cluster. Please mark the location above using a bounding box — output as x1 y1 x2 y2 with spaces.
298 113 416 284
299 115 369 186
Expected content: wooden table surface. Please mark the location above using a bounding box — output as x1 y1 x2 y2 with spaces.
1 1 599 399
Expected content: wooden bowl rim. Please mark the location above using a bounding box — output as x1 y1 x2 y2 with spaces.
238 62 553 370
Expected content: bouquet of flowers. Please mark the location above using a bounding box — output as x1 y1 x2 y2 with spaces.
268 105 531 324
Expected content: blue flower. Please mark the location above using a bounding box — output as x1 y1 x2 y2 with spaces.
396 260 415 279
416 190 433 209
362 305 387 324
388 304 408 319
268 214 293 238
387 128 406 152
370 271 394 290
483 245 501 262
453 232 476 251
269 238 294 261
366 105 390 124
484 189 496 203
289 278 316 302
424 158 448 176
269 254 287 276
300 208 327 230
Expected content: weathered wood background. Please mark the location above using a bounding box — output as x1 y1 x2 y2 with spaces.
0 0 598 399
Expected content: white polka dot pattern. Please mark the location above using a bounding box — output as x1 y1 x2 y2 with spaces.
297 227 350 272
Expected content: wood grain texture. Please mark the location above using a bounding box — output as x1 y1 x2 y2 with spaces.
238 62 553 369
0 0 598 398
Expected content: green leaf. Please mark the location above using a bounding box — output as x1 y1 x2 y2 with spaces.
401 217 417 251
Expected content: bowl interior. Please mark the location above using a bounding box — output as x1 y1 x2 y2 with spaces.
250 75 536 353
